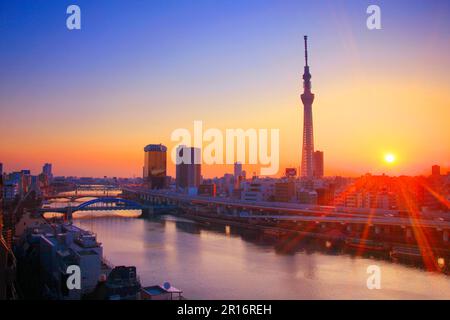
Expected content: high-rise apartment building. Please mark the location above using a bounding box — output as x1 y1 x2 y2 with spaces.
234 162 244 189
175 146 201 191
432 165 441 176
42 163 52 180
234 162 242 179
313 151 324 178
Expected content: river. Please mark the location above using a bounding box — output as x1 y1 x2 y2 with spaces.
44 194 450 299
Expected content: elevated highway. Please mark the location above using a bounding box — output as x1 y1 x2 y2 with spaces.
122 187 450 242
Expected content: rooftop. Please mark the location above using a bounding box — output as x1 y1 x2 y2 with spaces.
144 144 167 152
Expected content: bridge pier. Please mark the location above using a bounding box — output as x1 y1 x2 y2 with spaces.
141 207 154 218
66 207 73 222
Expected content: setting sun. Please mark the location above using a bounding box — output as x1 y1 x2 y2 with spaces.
384 153 396 164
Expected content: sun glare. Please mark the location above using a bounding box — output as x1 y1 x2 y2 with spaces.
384 153 396 164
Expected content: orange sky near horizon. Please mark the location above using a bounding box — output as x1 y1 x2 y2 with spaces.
1 74 449 179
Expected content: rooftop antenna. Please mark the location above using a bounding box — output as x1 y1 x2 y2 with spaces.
304 35 309 67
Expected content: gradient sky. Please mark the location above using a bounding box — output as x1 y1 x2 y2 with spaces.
1 0 449 178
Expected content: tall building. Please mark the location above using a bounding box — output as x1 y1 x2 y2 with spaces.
143 144 167 189
432 165 441 176
42 163 53 180
0 162 3 176
300 35 315 178
313 151 324 178
234 162 243 179
0 171 17 300
5 171 27 200
234 162 243 189
222 173 234 196
175 146 201 191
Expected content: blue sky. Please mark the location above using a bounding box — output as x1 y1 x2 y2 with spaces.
2 0 448 99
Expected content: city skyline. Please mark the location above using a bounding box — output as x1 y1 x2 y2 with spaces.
1 1 450 303
1 0 449 178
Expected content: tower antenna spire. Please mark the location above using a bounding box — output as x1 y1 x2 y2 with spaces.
304 35 309 67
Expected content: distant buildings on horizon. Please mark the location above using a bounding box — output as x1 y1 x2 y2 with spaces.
138 140 449 213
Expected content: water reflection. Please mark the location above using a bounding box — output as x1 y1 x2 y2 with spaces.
68 211 450 299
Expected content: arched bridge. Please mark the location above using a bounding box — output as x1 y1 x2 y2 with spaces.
40 197 146 217
75 197 144 212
